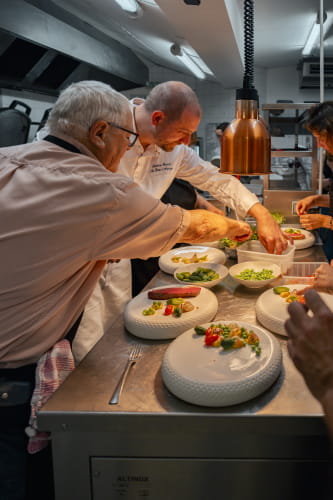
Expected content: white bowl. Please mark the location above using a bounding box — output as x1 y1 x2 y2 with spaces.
229 260 281 289
174 262 228 289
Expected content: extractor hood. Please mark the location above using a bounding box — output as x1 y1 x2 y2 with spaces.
297 57 333 89
0 0 149 96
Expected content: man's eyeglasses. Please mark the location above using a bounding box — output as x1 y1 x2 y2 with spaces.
107 122 138 147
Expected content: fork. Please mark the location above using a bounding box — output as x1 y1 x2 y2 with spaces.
109 344 142 404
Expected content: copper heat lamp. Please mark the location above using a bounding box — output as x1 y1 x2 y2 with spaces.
221 0 271 175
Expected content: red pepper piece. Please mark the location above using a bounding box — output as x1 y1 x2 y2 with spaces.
205 334 220 346
164 304 174 316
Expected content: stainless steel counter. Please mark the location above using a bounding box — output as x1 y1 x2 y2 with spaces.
39 244 332 500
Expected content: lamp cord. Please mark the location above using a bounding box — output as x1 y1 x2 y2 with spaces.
243 0 254 89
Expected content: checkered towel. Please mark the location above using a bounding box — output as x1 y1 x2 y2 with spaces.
26 339 75 454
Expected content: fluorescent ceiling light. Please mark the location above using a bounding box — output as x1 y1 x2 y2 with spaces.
302 11 328 57
302 22 320 56
114 0 141 15
170 44 205 80
178 51 206 79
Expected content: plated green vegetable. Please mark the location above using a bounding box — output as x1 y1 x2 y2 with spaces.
235 268 275 281
176 267 220 282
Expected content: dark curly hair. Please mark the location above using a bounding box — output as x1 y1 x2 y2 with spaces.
304 101 333 135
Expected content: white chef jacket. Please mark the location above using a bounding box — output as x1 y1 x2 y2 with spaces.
118 98 259 217
73 98 260 362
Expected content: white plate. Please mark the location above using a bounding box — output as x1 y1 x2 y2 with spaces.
158 246 226 274
174 262 229 289
124 285 218 340
228 260 281 288
162 321 282 407
256 284 333 336
281 225 315 250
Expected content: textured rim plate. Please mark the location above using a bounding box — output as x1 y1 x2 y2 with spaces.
162 321 282 407
124 285 218 340
158 246 226 274
281 225 315 250
256 284 333 336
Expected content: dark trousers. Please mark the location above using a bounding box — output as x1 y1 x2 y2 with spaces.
0 313 83 500
0 364 55 500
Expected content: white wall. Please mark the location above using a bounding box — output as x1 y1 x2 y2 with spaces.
266 65 333 104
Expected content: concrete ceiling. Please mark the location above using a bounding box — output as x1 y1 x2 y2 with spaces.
48 0 333 88
6 0 333 90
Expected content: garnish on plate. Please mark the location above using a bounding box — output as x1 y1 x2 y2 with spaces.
194 323 261 355
142 297 195 318
273 286 305 303
171 252 208 264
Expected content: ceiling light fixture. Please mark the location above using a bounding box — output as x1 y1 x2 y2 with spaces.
302 11 327 56
221 0 271 175
113 0 142 18
170 43 205 80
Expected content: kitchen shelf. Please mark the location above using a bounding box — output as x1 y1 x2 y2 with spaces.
271 150 313 157
261 103 319 216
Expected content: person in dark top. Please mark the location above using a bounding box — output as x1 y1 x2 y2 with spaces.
296 102 333 262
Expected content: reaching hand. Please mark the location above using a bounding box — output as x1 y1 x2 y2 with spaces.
311 263 333 293
296 195 319 215
225 220 252 242
248 203 290 254
285 289 333 404
256 216 290 254
300 213 329 231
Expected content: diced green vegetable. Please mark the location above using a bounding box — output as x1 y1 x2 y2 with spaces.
270 211 286 224
273 286 290 295
235 268 275 281
142 308 155 316
174 306 182 317
194 325 207 335
166 298 184 305
151 301 163 310
221 338 235 349
176 267 220 282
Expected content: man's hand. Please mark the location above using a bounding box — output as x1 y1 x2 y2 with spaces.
248 203 289 254
285 289 333 404
180 209 251 244
225 219 252 242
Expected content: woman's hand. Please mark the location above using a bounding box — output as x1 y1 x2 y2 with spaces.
300 213 330 230
296 195 319 215
296 194 330 215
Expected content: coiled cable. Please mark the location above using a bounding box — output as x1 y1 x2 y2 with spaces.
243 0 254 89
